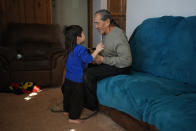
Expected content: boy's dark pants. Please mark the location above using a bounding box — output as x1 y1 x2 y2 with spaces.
83 64 130 111
61 79 84 120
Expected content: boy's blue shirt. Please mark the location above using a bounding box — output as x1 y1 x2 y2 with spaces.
65 44 93 83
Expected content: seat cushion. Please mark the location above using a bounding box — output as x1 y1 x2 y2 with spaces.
143 93 196 131
97 71 196 121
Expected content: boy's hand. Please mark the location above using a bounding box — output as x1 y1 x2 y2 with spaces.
87 48 94 53
91 42 104 61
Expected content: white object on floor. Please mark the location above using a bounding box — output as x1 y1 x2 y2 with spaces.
24 90 42 101
70 129 76 131
24 96 31 101
29 92 37 96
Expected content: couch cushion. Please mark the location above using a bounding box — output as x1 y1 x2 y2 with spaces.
16 42 54 61
6 23 64 49
10 60 51 71
143 93 196 131
130 16 196 86
97 71 196 121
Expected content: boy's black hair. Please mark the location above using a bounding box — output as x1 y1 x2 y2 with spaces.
95 9 119 27
63 25 83 59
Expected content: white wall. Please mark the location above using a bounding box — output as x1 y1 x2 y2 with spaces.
53 0 88 46
93 0 101 47
101 0 107 9
126 0 196 38
93 0 107 47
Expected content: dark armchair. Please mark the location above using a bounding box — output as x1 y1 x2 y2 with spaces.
0 23 66 88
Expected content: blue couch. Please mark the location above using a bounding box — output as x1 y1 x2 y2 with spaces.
97 16 196 131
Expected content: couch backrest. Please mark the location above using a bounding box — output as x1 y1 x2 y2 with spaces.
130 16 196 86
4 23 65 60
6 23 64 48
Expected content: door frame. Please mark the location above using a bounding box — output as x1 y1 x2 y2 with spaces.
88 0 93 48
88 0 127 48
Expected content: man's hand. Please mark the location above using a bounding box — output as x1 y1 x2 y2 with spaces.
94 55 104 64
96 42 104 52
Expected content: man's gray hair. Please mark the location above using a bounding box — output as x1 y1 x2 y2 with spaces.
95 9 119 27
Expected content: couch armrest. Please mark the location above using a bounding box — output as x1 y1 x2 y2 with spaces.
0 47 18 63
0 56 8 70
48 48 65 59
50 49 66 86
48 48 66 68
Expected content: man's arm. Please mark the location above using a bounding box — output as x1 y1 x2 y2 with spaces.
103 43 132 68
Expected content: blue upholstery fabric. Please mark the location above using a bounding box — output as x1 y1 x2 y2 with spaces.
143 93 196 131
97 16 196 131
97 71 196 131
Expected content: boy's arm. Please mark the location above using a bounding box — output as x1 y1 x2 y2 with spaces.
91 42 104 60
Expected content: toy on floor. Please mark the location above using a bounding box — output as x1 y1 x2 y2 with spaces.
9 82 40 94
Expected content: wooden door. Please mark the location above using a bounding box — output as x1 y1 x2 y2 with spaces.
0 0 52 34
107 0 126 31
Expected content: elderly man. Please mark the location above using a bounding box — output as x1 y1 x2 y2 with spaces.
84 9 132 111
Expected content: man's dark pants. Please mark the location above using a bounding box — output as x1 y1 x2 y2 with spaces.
83 64 130 111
